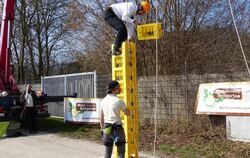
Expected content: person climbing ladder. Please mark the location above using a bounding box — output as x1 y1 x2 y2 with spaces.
104 0 151 55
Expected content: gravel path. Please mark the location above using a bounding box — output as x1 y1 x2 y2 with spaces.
0 132 159 158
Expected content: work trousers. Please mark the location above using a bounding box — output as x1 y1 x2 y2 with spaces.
25 107 37 132
104 7 127 49
103 123 126 158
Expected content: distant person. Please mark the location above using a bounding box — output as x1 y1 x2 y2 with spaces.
99 80 130 158
104 0 151 55
20 84 38 133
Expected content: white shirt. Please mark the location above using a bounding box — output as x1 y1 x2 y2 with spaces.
111 2 138 39
111 2 137 23
25 93 34 107
100 94 126 124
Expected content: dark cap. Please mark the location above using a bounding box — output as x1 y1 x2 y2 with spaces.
107 80 120 93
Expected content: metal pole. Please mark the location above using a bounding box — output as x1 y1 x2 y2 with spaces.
41 76 44 92
64 74 67 95
94 70 97 98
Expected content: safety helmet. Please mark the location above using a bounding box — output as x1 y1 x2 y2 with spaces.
140 1 151 13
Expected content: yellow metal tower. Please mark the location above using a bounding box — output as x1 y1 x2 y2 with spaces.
112 41 138 158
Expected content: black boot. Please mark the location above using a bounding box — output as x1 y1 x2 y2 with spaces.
111 47 121 55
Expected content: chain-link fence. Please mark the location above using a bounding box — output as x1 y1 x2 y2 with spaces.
20 70 250 126
137 71 250 126
95 71 250 126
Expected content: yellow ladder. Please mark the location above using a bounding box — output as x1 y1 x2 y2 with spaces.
112 41 138 158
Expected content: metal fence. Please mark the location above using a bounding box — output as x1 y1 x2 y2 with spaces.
37 70 250 126
94 71 249 126
137 71 250 126
41 72 97 116
41 72 97 97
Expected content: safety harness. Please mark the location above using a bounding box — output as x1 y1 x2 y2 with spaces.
103 123 126 146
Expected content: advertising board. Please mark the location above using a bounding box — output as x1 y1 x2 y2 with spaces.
196 82 250 115
64 98 101 124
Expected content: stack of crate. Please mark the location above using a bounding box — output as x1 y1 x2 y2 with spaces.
111 22 163 158
112 41 138 158
137 22 163 40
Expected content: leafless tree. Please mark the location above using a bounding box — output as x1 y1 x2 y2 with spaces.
64 0 249 75
6 0 249 83
12 0 70 82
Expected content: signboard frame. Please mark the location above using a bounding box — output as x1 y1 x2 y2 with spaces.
195 82 250 116
64 98 101 124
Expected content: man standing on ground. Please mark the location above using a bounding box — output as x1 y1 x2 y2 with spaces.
100 80 130 158
20 84 38 133
104 0 151 55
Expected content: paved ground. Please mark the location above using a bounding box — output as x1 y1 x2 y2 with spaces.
0 132 159 158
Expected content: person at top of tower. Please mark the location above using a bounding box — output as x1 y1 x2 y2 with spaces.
104 0 151 55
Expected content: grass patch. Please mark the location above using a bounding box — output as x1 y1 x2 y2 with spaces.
139 123 250 158
159 144 222 158
0 121 9 137
159 141 250 158
37 117 101 142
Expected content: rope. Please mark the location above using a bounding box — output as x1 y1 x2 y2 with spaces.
228 0 250 76
153 0 159 157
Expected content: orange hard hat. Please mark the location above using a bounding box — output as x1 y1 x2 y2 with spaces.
140 1 151 13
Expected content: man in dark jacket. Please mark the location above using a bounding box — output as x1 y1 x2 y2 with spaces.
20 84 38 133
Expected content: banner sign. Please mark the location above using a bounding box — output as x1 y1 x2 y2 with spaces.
196 82 250 115
64 98 101 123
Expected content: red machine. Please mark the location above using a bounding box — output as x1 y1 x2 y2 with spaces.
0 0 76 121
0 0 50 120
0 0 18 93
0 0 20 119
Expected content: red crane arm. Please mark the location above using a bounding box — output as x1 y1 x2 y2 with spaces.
0 0 18 93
